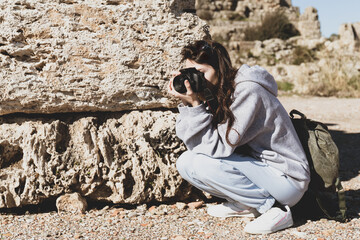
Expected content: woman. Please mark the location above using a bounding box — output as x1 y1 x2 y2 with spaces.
168 40 310 234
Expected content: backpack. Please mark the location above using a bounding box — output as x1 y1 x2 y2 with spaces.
289 109 347 222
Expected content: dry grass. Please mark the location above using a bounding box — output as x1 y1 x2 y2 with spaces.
304 53 360 97
292 46 317 65
244 10 300 41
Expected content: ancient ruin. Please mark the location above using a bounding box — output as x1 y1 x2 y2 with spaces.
194 0 359 97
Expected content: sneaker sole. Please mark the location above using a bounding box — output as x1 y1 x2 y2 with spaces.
244 221 293 234
208 211 260 218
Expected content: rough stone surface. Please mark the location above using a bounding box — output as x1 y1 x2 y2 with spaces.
0 110 192 208
0 0 209 116
339 22 360 51
56 192 88 214
0 1 209 208
297 7 321 39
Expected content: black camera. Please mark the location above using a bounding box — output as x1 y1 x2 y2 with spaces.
173 68 207 93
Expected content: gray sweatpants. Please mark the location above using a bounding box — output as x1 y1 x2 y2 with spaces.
176 151 306 214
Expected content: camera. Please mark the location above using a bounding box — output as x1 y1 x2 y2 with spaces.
173 68 207 93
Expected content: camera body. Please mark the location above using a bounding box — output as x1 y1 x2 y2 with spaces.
173 68 207 93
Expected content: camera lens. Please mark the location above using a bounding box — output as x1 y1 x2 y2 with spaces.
173 75 187 93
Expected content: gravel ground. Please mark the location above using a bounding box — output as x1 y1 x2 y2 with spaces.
1 96 360 240
0 201 359 240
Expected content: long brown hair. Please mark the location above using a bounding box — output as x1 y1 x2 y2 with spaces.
180 40 238 146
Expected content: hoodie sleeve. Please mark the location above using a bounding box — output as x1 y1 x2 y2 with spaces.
176 86 263 158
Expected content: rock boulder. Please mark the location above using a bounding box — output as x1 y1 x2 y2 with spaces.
0 0 209 116
0 110 190 208
0 0 209 208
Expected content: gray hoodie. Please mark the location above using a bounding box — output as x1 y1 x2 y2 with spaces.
176 64 310 191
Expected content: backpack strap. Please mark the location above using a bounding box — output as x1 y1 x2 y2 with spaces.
315 177 347 222
290 109 306 120
336 177 347 221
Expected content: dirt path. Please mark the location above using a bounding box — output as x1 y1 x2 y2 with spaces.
279 96 360 133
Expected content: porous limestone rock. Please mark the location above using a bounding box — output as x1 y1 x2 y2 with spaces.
0 0 210 116
0 110 191 208
56 192 88 214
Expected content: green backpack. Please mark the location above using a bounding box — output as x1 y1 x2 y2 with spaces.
289 109 347 222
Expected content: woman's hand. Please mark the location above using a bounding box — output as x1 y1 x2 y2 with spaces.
168 71 201 107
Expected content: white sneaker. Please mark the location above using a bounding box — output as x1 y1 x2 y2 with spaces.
244 205 293 234
207 202 260 218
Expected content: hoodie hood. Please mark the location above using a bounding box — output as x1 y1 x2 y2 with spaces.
235 64 278 96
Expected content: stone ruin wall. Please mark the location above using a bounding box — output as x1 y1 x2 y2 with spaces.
195 0 359 55
339 22 360 51
0 0 210 208
195 0 360 97
195 0 321 46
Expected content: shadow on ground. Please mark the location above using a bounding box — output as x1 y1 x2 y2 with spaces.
330 129 360 220
330 129 360 179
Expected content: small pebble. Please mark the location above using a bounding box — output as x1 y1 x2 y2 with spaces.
188 201 204 209
176 202 187 210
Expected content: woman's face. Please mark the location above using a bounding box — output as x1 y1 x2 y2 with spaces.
185 59 218 86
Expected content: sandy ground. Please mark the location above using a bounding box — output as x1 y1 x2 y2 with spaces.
279 96 360 133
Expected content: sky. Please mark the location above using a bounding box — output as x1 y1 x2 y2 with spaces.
292 0 360 38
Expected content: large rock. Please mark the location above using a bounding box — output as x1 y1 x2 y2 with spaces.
0 110 191 208
56 192 88 214
0 0 210 116
0 0 210 208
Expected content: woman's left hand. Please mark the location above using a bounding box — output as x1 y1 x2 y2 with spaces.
168 71 201 107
